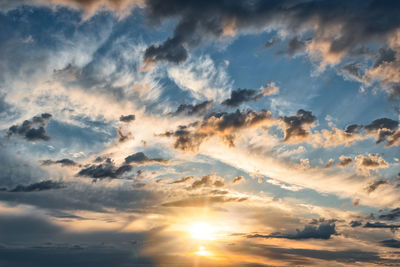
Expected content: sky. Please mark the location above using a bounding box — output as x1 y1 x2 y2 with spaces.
1 0 400 266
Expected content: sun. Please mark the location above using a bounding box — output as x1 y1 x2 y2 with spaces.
189 222 215 240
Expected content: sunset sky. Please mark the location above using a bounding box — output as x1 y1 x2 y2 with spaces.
1 1 400 266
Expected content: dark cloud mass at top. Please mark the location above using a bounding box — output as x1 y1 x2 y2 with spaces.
143 0 400 65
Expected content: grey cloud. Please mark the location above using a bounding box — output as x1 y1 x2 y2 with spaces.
7 113 52 141
41 158 78 167
77 160 133 179
279 36 306 56
380 239 400 248
350 220 363 227
379 208 400 221
364 222 400 229
9 180 65 192
119 114 135 122
264 36 281 48
373 47 397 68
172 100 212 116
124 152 168 165
169 176 193 184
365 179 388 193
248 223 336 240
190 174 225 189
222 88 266 107
282 110 317 142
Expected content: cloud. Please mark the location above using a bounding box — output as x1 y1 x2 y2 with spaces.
77 158 133 179
41 158 78 167
119 114 135 122
222 88 267 107
162 195 247 207
231 176 245 185
337 156 353 167
169 176 193 184
124 152 168 165
279 36 307 56
379 208 400 221
281 110 317 143
7 113 52 141
190 174 225 189
364 222 400 229
172 100 212 116
354 154 389 175
248 223 336 240
380 239 400 248
350 220 363 227
9 180 65 192
160 109 273 152
142 0 400 69
365 180 388 193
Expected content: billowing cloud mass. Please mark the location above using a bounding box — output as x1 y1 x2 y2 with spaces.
1 1 400 266
7 113 52 141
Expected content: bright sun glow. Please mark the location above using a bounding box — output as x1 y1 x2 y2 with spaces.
195 246 211 256
189 222 215 240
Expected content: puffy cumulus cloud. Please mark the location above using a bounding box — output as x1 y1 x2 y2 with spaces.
160 109 274 152
124 152 168 165
337 156 353 167
142 0 400 68
248 223 337 240
6 113 52 142
281 110 317 143
354 154 389 175
9 180 66 192
171 100 213 116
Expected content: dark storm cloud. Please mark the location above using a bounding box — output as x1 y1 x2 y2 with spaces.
9 180 65 192
379 208 400 221
222 88 266 107
365 180 388 193
282 109 316 142
172 100 212 116
143 0 400 65
160 109 273 151
247 223 336 240
7 113 52 141
124 152 168 165
41 158 78 167
119 114 135 122
77 160 133 179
